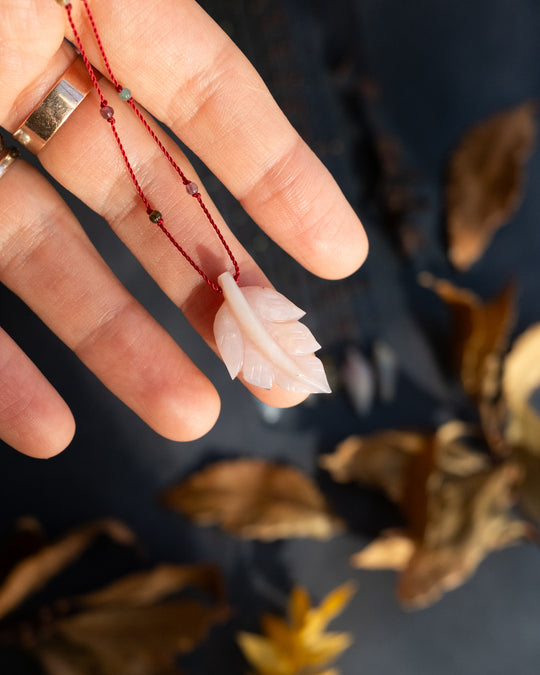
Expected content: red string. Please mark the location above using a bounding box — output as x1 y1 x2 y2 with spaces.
64 1 240 292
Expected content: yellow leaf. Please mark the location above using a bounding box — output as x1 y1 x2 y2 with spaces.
261 614 297 652
237 632 290 675
238 584 355 675
289 587 311 628
303 582 356 636
301 632 353 666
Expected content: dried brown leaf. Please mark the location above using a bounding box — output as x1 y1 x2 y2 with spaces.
398 462 527 609
511 446 540 525
420 275 515 406
320 431 431 503
446 101 537 269
503 323 540 455
433 421 491 476
350 532 414 571
76 563 224 609
0 517 45 582
0 520 135 620
35 600 227 675
346 423 528 608
162 459 344 541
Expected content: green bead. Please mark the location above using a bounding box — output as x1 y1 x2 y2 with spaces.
149 210 162 223
119 88 132 101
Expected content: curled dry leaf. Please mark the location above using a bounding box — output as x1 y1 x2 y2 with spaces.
511 446 540 524
237 582 355 675
162 459 344 541
0 519 135 621
0 556 226 674
503 323 540 455
75 563 224 609
419 275 515 403
35 599 228 675
433 420 491 477
398 462 527 609
446 101 537 269
0 517 46 582
350 532 415 571
320 430 431 504
341 423 528 608
502 323 540 522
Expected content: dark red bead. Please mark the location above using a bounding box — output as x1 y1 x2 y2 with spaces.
100 105 114 120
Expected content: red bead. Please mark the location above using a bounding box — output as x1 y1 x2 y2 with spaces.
100 105 114 120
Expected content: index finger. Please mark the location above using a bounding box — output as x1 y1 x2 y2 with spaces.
65 0 368 279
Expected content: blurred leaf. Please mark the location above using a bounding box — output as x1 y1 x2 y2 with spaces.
35 600 226 675
433 421 491 476
162 459 344 541
446 101 537 269
237 582 355 675
419 275 516 404
0 520 225 674
511 446 540 525
350 532 414 571
345 424 527 608
503 323 540 455
0 520 135 620
0 517 45 582
320 430 431 503
398 462 527 609
502 323 540 523
75 563 224 609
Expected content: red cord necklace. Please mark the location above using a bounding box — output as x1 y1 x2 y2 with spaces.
59 0 330 394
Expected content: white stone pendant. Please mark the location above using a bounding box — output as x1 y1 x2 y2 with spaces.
213 272 331 394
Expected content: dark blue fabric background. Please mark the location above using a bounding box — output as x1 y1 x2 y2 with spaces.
1 1 539 672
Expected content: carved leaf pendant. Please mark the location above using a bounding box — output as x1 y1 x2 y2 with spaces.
214 272 331 394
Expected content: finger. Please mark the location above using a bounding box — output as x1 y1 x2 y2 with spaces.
0 158 221 442
2 44 310 409
0 326 75 458
63 0 368 279
0 0 65 123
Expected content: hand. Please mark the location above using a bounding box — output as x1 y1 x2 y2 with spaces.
0 0 368 458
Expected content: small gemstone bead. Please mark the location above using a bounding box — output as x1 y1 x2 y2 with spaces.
149 210 162 223
100 105 114 120
56 0 71 6
119 88 132 101
186 181 199 195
